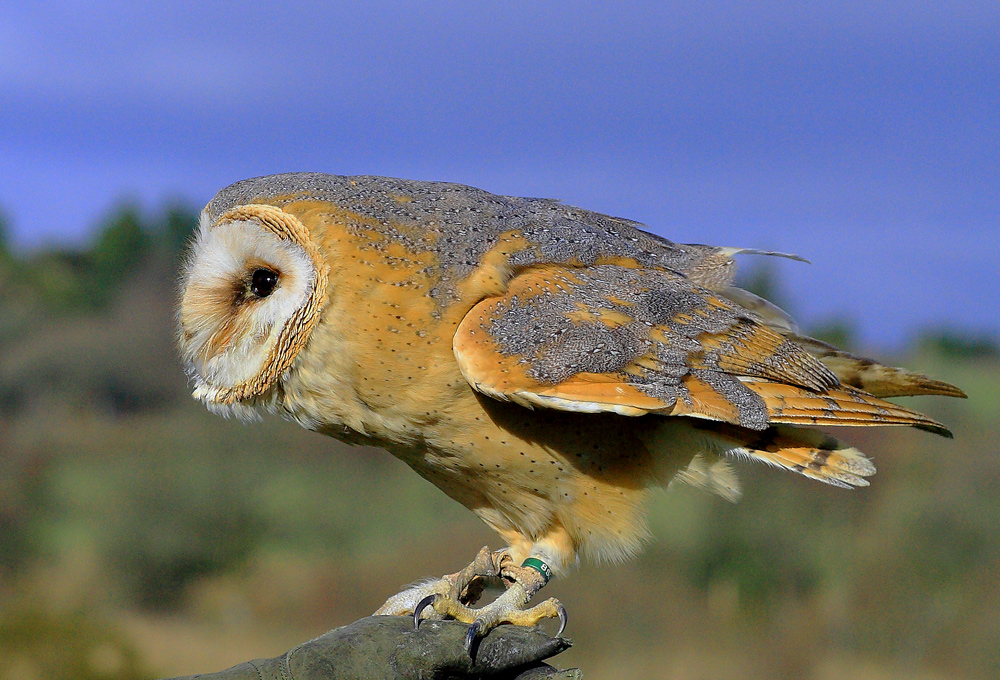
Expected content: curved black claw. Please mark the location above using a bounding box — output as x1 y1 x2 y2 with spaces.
464 619 482 656
413 594 437 630
556 604 568 638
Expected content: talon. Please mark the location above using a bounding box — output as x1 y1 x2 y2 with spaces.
556 604 568 637
377 548 561 646
464 619 482 655
413 594 437 629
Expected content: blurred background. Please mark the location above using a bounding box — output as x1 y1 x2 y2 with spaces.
1 2 997 678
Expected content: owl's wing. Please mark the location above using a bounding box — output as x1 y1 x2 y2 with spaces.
675 247 967 400
453 263 952 435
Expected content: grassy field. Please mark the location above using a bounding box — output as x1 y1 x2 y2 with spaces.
1 211 997 679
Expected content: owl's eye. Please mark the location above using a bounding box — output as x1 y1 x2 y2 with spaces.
249 268 279 298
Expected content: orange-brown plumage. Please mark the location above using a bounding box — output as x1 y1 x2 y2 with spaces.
177 173 964 638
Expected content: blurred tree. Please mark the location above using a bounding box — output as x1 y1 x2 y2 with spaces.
160 203 199 260
0 210 13 337
808 317 857 351
90 204 149 300
0 207 18 308
13 202 158 312
917 329 999 359
0 451 49 575
23 250 93 311
678 492 821 615
0 207 11 264
110 484 265 610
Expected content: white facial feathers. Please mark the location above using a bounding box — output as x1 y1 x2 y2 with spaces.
178 209 319 411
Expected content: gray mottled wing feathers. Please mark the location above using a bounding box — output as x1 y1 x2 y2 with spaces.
453 263 951 435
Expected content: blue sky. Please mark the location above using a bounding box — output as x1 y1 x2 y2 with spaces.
2 1 997 347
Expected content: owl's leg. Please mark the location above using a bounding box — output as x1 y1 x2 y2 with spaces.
414 551 566 654
374 546 567 654
373 545 500 617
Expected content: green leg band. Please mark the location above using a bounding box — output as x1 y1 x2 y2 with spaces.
521 557 554 583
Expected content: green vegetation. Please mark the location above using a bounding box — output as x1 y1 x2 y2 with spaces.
0 201 196 316
0 202 996 678
0 605 147 680
917 329 999 360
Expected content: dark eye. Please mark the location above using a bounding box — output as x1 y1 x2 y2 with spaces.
249 268 279 298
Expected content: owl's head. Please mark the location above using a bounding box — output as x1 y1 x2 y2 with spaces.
178 204 328 418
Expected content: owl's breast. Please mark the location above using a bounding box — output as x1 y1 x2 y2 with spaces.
275 206 524 447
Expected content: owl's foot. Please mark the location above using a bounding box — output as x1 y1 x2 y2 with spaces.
414 580 566 656
374 546 567 655
374 545 498 616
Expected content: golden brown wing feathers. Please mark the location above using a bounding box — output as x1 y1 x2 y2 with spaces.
455 263 955 435
739 379 950 433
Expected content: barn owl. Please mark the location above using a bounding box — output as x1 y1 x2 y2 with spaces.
177 173 963 651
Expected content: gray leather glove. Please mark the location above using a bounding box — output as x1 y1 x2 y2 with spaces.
162 616 580 680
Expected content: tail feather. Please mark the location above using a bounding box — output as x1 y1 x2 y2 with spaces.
789 333 967 399
652 419 877 501
691 421 876 489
